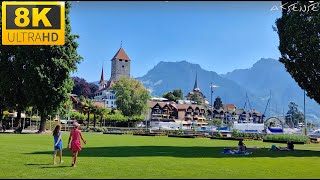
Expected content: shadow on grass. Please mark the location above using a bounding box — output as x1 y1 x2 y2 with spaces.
41 166 70 169
27 146 320 158
25 163 52 166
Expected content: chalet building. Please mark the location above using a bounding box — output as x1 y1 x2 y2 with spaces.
148 101 208 128
185 73 209 105
211 106 264 124
93 46 131 108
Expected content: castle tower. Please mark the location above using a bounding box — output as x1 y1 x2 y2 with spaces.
98 66 106 90
110 47 131 81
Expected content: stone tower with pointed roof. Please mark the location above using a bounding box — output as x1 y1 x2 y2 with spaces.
94 46 132 108
110 47 131 81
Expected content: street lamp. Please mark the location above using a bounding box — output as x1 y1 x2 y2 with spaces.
145 88 151 131
210 83 220 136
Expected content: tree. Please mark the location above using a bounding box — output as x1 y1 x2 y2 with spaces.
162 92 176 101
0 38 30 131
190 94 202 105
72 76 98 98
214 96 223 109
23 2 82 132
275 1 320 104
285 102 304 128
112 77 149 117
172 89 183 100
162 89 183 101
81 99 94 128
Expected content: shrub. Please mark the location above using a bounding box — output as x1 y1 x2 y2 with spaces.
231 129 240 137
263 134 309 143
231 131 266 139
82 127 106 133
215 131 223 138
45 121 60 131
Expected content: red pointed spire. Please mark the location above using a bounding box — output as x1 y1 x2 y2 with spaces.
99 66 106 84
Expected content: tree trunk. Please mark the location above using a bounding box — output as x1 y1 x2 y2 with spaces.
13 108 23 133
0 106 3 122
13 109 21 127
87 111 90 128
100 116 102 127
38 113 46 133
93 113 96 127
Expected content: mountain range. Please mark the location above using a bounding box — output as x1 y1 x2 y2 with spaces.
136 58 320 124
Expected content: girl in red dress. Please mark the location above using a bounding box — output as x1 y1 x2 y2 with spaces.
67 122 86 167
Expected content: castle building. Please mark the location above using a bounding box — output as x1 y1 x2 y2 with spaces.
93 47 131 108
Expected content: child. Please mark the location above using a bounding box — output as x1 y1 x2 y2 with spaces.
68 122 86 167
53 125 63 165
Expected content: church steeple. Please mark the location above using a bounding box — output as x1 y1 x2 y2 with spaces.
99 66 106 85
193 72 200 91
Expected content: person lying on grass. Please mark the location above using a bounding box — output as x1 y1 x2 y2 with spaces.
270 141 294 151
68 122 86 167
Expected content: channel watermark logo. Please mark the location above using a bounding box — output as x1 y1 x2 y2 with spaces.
270 1 320 12
2 1 65 45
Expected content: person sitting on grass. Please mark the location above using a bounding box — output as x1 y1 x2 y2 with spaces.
68 122 86 167
238 139 247 152
285 140 294 151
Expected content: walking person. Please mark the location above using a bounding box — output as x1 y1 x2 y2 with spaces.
68 122 86 167
53 125 64 165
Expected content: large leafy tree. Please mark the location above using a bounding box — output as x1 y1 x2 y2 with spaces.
112 77 149 117
285 102 304 128
275 1 320 103
23 2 82 132
213 96 223 109
0 3 30 130
72 76 98 98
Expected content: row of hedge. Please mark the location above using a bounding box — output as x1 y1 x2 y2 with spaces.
83 127 310 143
216 129 310 143
263 134 309 143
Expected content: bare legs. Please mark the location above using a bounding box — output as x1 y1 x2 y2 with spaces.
72 151 78 167
53 150 63 165
53 150 57 165
59 150 63 163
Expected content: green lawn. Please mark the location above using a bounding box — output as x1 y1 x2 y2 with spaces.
1 133 320 179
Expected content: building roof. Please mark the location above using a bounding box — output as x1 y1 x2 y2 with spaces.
151 97 168 101
112 47 131 61
93 102 104 108
97 80 116 92
223 104 236 110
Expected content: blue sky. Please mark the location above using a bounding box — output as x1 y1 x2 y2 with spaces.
70 1 282 82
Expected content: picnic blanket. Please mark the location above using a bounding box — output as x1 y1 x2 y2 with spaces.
221 148 253 155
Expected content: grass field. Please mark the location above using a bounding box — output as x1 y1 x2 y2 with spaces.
1 133 320 179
